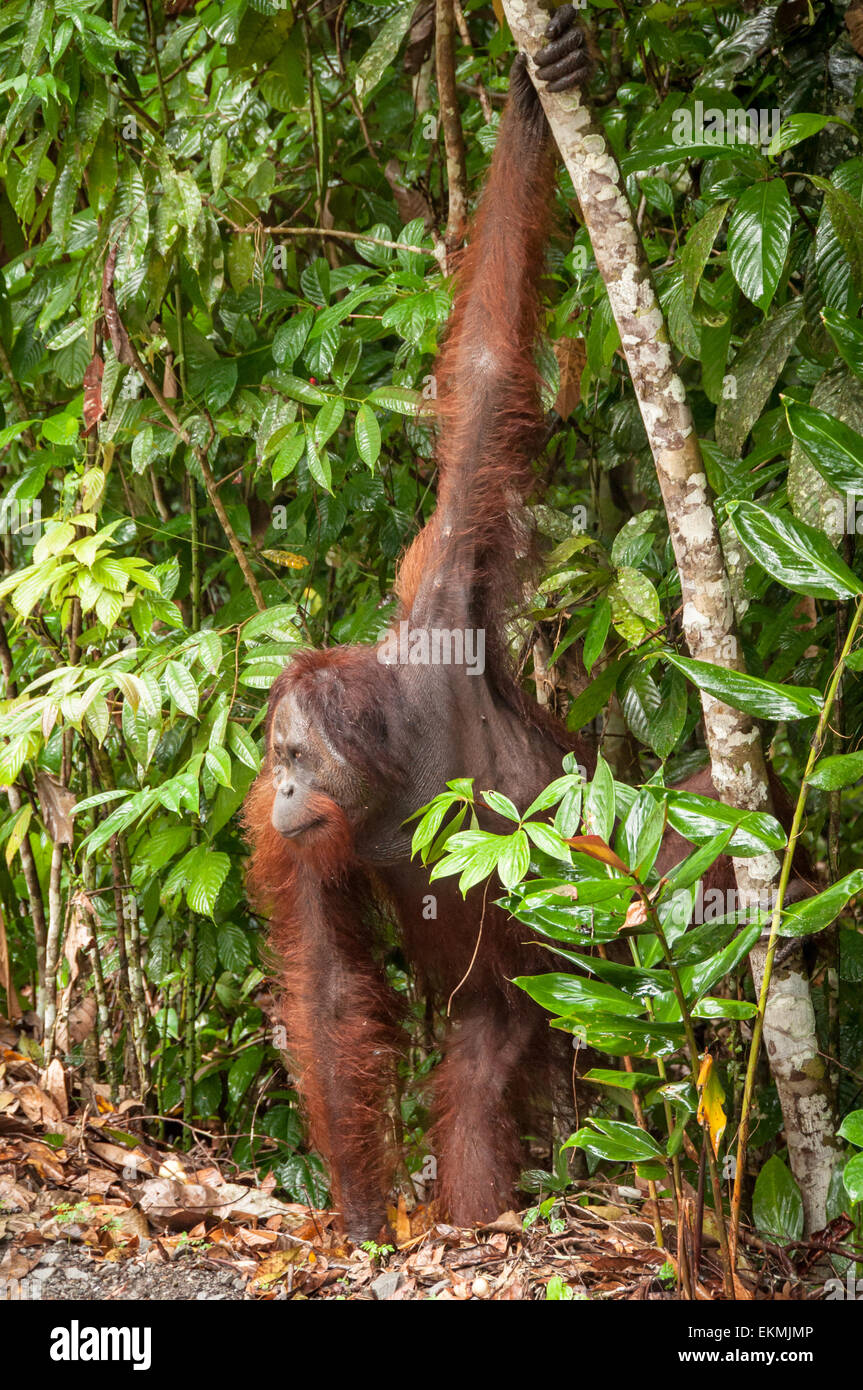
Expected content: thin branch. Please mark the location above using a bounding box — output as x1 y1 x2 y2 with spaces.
435 0 468 251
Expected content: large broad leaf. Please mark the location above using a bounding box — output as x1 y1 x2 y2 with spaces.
185 848 230 917
778 870 863 937
679 200 729 306
665 653 822 721
663 827 736 893
564 1119 664 1164
583 755 616 845
726 499 862 599
582 1068 660 1093
513 973 643 1019
728 179 792 312
354 5 414 106
784 399 863 493
753 1155 804 1241
655 788 785 854
768 113 853 157
837 1110 863 1149
716 299 802 456
808 751 863 790
681 921 763 1002
671 917 744 967
164 660 199 718
551 1014 685 1058
546 947 672 999
843 1152 863 1204
621 138 763 177
822 309 863 378
618 787 666 878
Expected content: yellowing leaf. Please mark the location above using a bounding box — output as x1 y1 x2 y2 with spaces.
696 1052 727 1157
261 550 309 569
6 803 32 867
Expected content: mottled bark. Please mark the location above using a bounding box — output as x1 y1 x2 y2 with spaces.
435 0 468 251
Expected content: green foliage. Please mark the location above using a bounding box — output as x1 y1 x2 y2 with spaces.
0 0 862 1235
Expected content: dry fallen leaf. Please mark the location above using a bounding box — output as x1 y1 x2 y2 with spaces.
137 1176 305 1229
41 1059 69 1118
16 1085 62 1127
35 771 76 846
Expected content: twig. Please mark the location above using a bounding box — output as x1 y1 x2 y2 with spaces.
729 596 863 1267
435 0 468 251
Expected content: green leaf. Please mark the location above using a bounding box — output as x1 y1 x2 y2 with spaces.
691 997 757 1019
619 787 666 878
272 431 306 483
304 431 332 492
768 113 848 157
203 358 238 412
482 790 520 822
753 1155 804 1241
652 787 786 855
354 5 414 106
523 821 569 860
165 660 199 717
227 1045 265 1108
822 309 863 378
726 499 862 599
313 397 345 449
728 180 791 313
41 412 79 445
609 567 661 646
514 972 642 1019
582 1068 660 1093
664 827 736 893
815 180 863 298
665 653 822 721
217 923 252 974
716 300 802 457
808 752 863 790
784 399 863 494
584 754 615 844
273 310 315 367
843 1151 863 1204
354 403 381 467
582 596 611 674
497 830 530 891
565 1119 664 1164
679 200 729 305
682 921 762 1003
186 850 230 917
365 385 427 415
566 658 626 733
671 917 741 967
837 1109 863 1149
205 746 232 788
210 136 228 194
778 870 863 937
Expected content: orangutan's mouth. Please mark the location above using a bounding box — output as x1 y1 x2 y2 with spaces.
281 816 325 839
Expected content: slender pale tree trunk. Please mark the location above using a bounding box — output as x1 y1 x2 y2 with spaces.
501 0 838 1232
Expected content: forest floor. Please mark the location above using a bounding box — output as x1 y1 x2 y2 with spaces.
0 1032 834 1303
